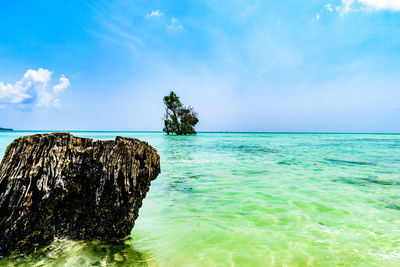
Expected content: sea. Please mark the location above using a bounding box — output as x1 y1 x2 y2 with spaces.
0 131 399 266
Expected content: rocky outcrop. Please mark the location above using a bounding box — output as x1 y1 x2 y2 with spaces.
0 133 160 256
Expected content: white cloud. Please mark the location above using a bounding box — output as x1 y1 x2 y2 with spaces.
315 13 321 21
146 10 163 18
337 0 355 14
325 3 333 12
360 0 400 10
53 75 70 93
24 68 52 83
167 17 183 30
145 10 182 32
336 0 400 14
0 68 70 108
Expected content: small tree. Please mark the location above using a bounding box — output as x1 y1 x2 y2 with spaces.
163 91 199 135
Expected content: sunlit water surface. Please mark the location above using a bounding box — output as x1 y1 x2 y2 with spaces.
0 131 399 266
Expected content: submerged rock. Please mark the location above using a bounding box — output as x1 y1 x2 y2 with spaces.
0 133 160 256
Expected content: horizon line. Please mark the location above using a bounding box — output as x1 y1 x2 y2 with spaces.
2 130 400 135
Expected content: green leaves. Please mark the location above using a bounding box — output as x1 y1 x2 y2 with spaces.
162 91 198 135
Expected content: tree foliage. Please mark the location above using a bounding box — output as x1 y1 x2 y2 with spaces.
163 91 199 135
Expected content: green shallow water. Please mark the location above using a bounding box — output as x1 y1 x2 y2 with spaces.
0 131 400 266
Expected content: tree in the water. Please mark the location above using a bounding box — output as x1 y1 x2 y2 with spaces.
163 91 199 135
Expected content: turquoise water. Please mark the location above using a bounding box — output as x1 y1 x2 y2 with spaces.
0 131 400 266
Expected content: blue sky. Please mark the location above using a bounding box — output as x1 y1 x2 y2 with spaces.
1 0 400 132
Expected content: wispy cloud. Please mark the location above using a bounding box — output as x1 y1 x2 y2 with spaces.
146 9 163 18
336 0 355 14
335 0 400 14
167 17 183 30
313 13 321 21
101 20 143 45
325 3 333 12
360 0 400 10
146 10 183 31
0 68 70 108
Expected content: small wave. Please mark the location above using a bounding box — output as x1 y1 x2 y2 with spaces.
333 176 400 186
325 158 376 166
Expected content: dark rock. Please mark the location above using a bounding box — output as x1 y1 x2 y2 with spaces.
0 133 160 256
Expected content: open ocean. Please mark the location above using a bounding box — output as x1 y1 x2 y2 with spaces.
0 131 399 266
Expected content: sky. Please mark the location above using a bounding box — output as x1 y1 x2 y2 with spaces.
0 0 400 132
